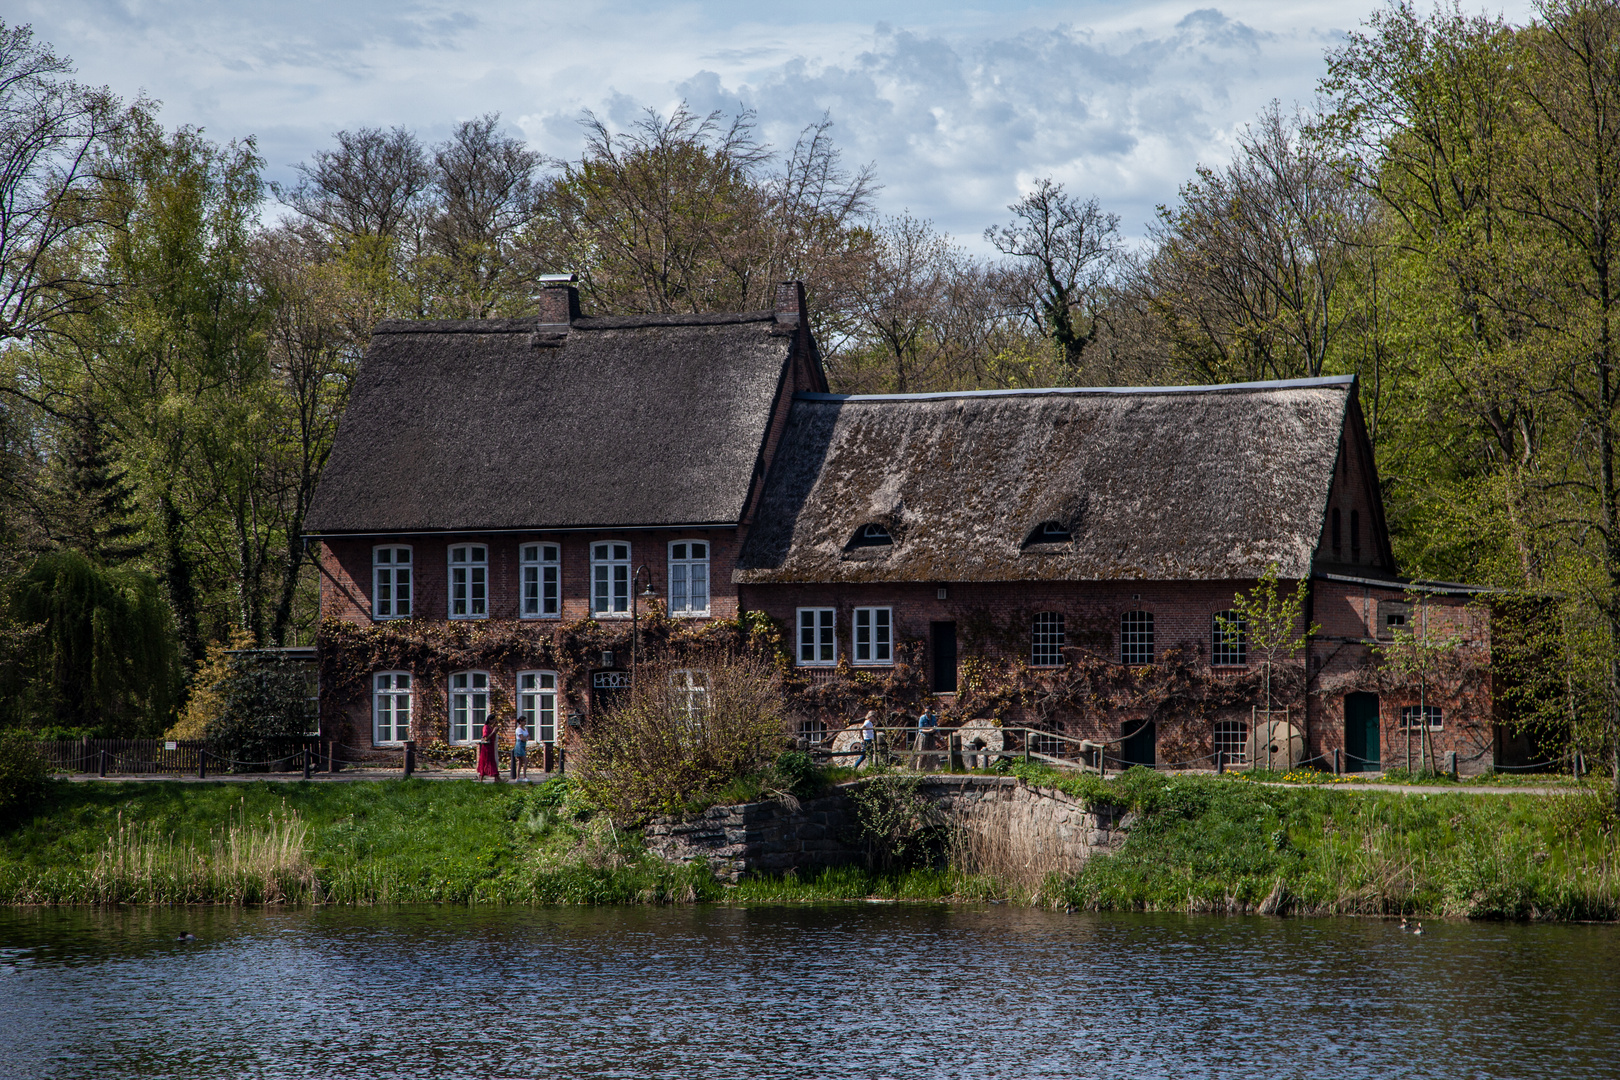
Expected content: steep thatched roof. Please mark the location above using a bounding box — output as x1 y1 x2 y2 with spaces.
306 313 796 534
734 377 1355 584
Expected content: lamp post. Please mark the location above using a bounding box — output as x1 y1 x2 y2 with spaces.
630 564 656 684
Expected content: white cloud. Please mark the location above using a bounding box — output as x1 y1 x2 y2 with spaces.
14 0 1539 247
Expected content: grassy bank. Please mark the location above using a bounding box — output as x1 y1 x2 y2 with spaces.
1 772 1616 919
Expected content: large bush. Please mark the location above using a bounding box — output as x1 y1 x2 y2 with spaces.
0 729 49 823
205 651 317 769
577 652 789 822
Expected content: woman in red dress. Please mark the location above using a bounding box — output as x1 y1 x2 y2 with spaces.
475 719 500 781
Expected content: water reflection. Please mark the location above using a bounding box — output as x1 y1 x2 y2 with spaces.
0 905 1615 1079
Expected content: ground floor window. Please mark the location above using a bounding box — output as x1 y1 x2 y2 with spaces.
373 672 411 744
517 670 557 743
671 668 709 724
798 716 827 745
449 670 489 744
1400 705 1443 730
1214 720 1248 765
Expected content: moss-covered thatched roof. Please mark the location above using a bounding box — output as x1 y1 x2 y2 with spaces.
734 377 1357 584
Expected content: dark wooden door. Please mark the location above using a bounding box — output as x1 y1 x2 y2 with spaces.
1121 719 1156 768
931 622 957 693
1344 693 1380 772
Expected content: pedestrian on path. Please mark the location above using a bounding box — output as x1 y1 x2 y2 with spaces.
475 720 500 781
513 720 531 779
853 711 878 770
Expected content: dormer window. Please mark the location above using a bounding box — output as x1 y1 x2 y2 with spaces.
851 523 893 547
1025 521 1072 547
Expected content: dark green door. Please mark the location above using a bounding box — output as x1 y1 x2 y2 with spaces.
1121 719 1156 768
1344 693 1380 772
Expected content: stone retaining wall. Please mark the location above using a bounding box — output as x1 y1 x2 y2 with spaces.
643 774 1129 882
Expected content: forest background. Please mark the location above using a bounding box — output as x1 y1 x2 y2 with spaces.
1 2 1617 778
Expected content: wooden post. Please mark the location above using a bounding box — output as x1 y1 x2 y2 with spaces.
198 750 206 780
98 749 106 778
509 741 517 780
1334 748 1342 776
328 741 337 774
544 742 555 773
303 746 313 780
1445 750 1458 780
1217 750 1225 775
558 747 567 774
404 740 416 778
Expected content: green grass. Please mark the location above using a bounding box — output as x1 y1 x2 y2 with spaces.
1014 765 1620 920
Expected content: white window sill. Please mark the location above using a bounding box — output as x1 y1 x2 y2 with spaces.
373 741 407 748
797 661 837 668
591 612 632 620
520 614 563 621
372 614 412 622
852 660 893 667
448 615 489 621
670 610 712 619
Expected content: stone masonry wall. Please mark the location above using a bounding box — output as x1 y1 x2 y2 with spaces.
643 774 1128 882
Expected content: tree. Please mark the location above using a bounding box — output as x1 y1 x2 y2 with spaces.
985 177 1121 369
2 548 178 734
1374 591 1465 774
1225 563 1318 767
0 20 123 345
48 401 144 565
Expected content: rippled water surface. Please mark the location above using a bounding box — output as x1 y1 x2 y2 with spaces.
1 904 1616 1079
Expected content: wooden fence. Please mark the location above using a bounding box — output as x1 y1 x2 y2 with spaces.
39 738 316 776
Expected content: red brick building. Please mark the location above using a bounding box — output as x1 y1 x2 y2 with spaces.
306 279 1511 774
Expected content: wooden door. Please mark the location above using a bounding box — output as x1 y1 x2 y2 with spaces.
1344 693 1380 772
930 622 957 693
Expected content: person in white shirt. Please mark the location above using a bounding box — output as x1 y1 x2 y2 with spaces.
853 711 877 770
513 721 531 779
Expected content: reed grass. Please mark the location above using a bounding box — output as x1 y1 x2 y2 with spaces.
84 808 317 904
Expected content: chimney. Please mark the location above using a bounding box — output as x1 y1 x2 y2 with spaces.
535 272 581 324
774 280 806 327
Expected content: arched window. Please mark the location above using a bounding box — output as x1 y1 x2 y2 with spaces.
1031 612 1065 666
1120 611 1154 664
1212 611 1247 666
1024 521 1072 546
850 523 893 547
516 670 558 744
373 672 412 744
448 670 489 744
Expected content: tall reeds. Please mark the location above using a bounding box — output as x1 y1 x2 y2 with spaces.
87 805 317 904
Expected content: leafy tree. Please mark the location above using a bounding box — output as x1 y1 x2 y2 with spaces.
2 548 178 733
1225 563 1318 732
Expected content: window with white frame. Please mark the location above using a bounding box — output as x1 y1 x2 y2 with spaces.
373 672 412 744
1212 610 1247 666
448 670 489 744
671 669 710 725
373 546 412 619
668 541 710 616
798 716 828 745
517 670 558 743
1032 612 1065 667
1400 705 1443 731
853 607 892 664
591 542 630 616
1214 720 1248 764
521 544 560 618
797 608 836 666
448 545 487 618
1121 611 1155 664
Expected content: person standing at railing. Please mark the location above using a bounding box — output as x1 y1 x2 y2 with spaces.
915 708 938 768
853 711 877 770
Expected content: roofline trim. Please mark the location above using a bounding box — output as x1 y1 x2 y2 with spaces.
304 521 739 540
795 374 1356 404
1312 571 1500 596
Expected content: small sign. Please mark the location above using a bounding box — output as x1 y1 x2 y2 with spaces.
164 741 177 751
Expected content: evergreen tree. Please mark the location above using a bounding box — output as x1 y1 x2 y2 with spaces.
54 404 145 565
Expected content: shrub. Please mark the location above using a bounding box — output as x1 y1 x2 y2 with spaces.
848 770 945 871
576 651 790 822
0 729 49 823
206 651 317 769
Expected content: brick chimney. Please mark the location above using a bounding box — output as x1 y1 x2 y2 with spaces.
774 280 806 327
536 273 581 324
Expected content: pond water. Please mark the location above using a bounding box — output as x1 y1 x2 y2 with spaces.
0 904 1616 1079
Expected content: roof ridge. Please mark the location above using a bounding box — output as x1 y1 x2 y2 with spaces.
797 374 1356 403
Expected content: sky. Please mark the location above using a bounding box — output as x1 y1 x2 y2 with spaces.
13 0 1537 250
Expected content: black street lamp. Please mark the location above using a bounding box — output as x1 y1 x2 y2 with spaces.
630 564 656 683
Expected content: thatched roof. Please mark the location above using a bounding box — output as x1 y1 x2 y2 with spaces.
734 377 1357 584
306 312 798 534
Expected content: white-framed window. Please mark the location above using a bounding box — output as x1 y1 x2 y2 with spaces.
517 670 558 743
591 542 630 616
1212 610 1247 666
669 541 710 616
797 608 836 666
1400 705 1443 731
798 716 828 745
448 670 489 744
1121 611 1155 664
1032 612 1065 667
373 672 412 744
521 543 560 618
1214 720 1248 764
671 668 710 725
448 545 487 619
373 546 412 619
853 607 892 664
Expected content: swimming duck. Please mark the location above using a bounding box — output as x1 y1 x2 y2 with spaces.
1412 922 1423 936
175 932 195 941
1398 918 1409 932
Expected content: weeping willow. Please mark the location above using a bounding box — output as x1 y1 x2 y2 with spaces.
4 549 180 734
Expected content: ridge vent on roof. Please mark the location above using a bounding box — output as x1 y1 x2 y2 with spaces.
796 374 1355 403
